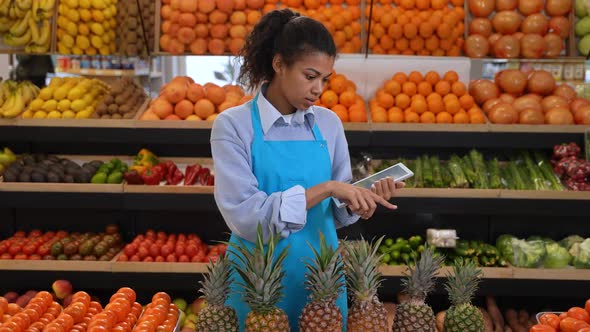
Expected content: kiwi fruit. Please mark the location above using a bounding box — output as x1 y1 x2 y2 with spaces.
108 104 119 114
123 112 135 119
101 114 112 119
112 113 122 119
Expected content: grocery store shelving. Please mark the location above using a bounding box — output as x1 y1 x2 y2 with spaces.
55 68 151 77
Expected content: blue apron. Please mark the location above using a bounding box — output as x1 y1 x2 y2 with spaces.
225 93 347 331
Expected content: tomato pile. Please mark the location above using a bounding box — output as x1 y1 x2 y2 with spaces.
117 230 227 263
530 300 590 332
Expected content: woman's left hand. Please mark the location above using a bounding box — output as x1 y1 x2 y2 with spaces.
371 177 405 201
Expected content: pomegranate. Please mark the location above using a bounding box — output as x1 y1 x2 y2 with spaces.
495 69 527 94
469 0 495 17
500 93 516 104
493 35 520 58
544 33 564 58
545 0 572 16
513 95 543 113
548 17 570 39
488 33 502 46
542 95 569 112
496 0 517 10
521 14 549 35
520 34 546 58
471 80 500 105
492 11 522 34
465 35 490 57
469 18 493 37
518 0 543 15
527 70 556 95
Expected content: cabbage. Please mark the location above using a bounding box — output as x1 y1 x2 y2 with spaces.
544 243 571 269
570 239 590 269
496 234 516 263
559 235 584 250
511 239 546 268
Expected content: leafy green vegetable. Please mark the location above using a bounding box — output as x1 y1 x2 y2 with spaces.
511 239 547 268
544 243 571 269
570 239 590 269
560 235 585 250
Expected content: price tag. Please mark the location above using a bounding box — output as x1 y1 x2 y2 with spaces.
551 64 563 81
574 64 586 81
113 70 123 76
79 69 89 75
563 64 575 81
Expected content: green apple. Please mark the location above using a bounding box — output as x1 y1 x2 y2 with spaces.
575 16 590 36
576 0 588 17
579 34 590 55
173 298 188 311
178 310 187 327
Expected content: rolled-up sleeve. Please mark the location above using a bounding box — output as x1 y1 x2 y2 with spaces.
211 113 307 243
330 120 361 229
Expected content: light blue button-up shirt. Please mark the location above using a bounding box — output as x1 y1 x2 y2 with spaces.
211 89 360 243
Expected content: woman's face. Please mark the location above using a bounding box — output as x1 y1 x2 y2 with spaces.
273 52 335 111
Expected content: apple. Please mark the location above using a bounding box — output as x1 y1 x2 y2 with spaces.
63 294 73 307
3 292 18 303
15 295 31 307
178 310 186 327
181 327 196 332
191 298 207 315
52 280 73 300
173 298 187 311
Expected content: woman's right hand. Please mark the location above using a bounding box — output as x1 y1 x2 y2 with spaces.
329 181 397 220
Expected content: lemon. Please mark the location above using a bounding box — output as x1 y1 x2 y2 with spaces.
109 43 116 53
108 18 116 28
65 22 78 36
49 77 63 86
57 16 69 29
71 99 87 112
57 99 71 111
101 33 110 44
42 100 58 111
86 47 97 55
62 110 76 118
109 4 116 16
61 34 74 48
28 98 44 111
56 28 66 40
64 0 78 8
47 111 62 119
72 46 84 55
90 22 104 35
103 7 112 19
66 9 80 22
108 30 115 40
90 35 103 48
79 0 90 9
21 110 33 119
75 109 93 118
104 0 111 5
98 46 109 55
79 9 91 21
83 94 94 105
78 24 89 36
33 111 47 119
91 0 105 9
76 35 90 49
58 4 67 15
53 86 69 100
68 87 85 101
91 9 104 22
38 87 54 101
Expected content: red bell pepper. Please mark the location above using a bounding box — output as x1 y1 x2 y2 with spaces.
198 167 210 186
124 170 144 185
207 174 214 186
141 167 164 185
164 161 184 185
184 164 202 186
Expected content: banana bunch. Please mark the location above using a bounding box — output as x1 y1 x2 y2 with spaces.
0 147 16 175
0 80 39 119
0 0 54 52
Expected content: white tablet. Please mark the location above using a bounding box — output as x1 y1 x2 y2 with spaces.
333 162 414 208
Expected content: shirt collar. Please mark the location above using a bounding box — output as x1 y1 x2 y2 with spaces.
257 84 315 135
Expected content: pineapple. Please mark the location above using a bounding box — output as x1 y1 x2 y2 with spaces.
229 224 290 332
443 258 486 332
393 246 444 332
299 233 344 332
196 255 238 332
343 237 389 332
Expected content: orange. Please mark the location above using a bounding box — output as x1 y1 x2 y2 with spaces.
402 82 417 96
416 0 429 9
395 93 411 108
349 108 367 122
417 81 432 96
453 111 469 124
384 80 401 95
405 111 420 123
392 72 408 84
330 75 348 94
408 71 423 85
451 81 466 96
409 37 425 52
436 111 452 123
380 35 395 50
400 0 415 9
369 98 379 111
444 99 461 114
434 81 451 96
339 90 357 108
459 95 474 110
443 93 458 104
321 90 339 108
388 23 402 39
395 38 409 51
372 108 388 123
427 92 442 101
444 70 459 83
194 99 216 118
423 71 440 86
411 97 428 114
420 111 436 123
427 97 444 114
380 12 394 28
419 22 434 38
377 91 394 108
332 104 349 122
174 100 195 119
431 0 448 9
437 23 452 39
403 23 417 39
388 107 404 123
424 35 439 51
469 111 486 124
467 106 482 117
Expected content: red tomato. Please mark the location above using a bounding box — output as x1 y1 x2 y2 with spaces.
37 244 51 256
174 245 185 257
560 317 590 332
568 307 590 323
14 254 28 260
155 256 165 262
157 232 167 241
29 230 42 238
160 245 173 257
137 247 149 260
14 231 26 238
8 244 22 256
56 231 68 239
166 254 176 263
155 239 165 246
143 256 154 262
185 244 198 258
0 253 12 259
0 242 9 254
117 254 128 261
123 244 137 257
178 255 190 263
22 244 37 256
129 255 140 262
149 244 160 257
29 254 41 260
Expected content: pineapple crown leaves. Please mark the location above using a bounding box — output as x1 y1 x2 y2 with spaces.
342 236 384 304
198 255 232 306
304 233 344 303
401 245 444 302
228 223 290 313
444 258 483 306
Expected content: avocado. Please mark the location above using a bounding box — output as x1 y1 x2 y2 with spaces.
70 254 82 261
40 160 54 168
18 173 31 182
63 174 75 183
30 171 46 183
46 172 61 183
23 155 35 166
33 167 48 176
56 254 69 260
51 242 64 256
22 166 34 174
3 170 17 182
89 160 104 168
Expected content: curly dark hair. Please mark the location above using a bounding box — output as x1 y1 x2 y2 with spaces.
237 8 337 90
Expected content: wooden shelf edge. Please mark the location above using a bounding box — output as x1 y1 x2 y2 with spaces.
0 183 124 193
499 190 590 201
489 124 589 134
123 185 214 194
111 262 208 273
399 188 501 198
0 260 111 272
370 123 490 132
16 118 137 128
512 267 590 280
133 120 214 129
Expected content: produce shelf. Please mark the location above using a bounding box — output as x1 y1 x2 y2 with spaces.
379 266 513 279
55 69 151 77
0 259 112 272
111 262 208 273
512 268 590 281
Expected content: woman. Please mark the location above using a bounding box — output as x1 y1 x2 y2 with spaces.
211 8 403 330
